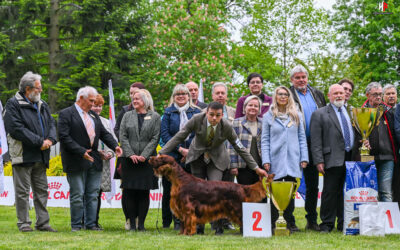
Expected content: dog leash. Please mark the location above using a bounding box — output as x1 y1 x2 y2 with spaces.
155 177 162 234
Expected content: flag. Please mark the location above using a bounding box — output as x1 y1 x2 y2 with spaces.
106 80 116 204
0 101 7 193
198 78 204 103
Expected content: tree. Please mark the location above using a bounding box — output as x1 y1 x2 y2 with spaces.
331 0 400 84
0 0 148 114
242 0 331 81
136 0 240 111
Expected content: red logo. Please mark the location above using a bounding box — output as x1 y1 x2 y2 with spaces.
379 1 388 12
48 182 62 190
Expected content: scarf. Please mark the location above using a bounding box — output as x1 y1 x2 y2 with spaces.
174 102 190 130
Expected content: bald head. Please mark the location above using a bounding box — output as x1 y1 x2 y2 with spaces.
328 84 345 108
186 81 199 103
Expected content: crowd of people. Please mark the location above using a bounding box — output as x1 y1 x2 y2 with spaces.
3 65 400 235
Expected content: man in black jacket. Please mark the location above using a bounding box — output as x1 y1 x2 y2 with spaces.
289 65 326 231
4 72 57 232
58 86 122 231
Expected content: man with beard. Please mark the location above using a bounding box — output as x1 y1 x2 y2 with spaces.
310 84 355 233
4 72 57 232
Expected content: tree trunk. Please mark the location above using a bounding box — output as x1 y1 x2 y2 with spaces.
48 0 60 111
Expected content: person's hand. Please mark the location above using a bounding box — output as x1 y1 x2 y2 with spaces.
138 156 146 162
83 149 94 162
301 161 308 168
130 155 140 164
255 167 268 178
263 163 270 172
99 150 107 160
40 139 52 151
230 168 238 176
316 163 325 175
362 140 371 150
179 147 188 157
103 152 113 161
115 146 123 157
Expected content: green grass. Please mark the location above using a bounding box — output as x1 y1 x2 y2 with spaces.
0 206 399 249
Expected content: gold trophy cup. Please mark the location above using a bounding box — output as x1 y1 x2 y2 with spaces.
348 107 384 162
263 180 297 236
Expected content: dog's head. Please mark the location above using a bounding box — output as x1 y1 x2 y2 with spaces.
149 155 177 177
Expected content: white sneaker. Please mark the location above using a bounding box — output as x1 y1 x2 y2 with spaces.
125 219 130 230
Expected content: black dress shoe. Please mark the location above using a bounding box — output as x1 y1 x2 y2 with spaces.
196 225 205 235
305 222 320 231
319 226 331 234
287 223 300 233
86 226 103 231
35 225 58 232
337 225 343 232
20 226 34 232
137 224 146 231
215 227 224 235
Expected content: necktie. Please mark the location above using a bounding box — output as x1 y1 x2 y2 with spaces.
338 107 351 151
83 112 95 146
207 125 214 147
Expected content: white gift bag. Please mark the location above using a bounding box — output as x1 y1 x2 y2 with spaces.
359 204 385 236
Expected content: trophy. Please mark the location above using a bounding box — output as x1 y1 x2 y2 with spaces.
263 179 297 236
348 107 384 162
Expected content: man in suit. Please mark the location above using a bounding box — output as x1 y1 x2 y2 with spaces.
58 86 123 231
289 65 326 231
186 81 208 109
159 101 267 235
310 84 354 233
210 82 236 230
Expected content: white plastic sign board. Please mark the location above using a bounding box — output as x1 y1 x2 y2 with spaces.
242 202 271 237
378 202 400 234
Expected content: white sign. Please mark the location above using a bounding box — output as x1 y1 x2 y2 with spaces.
242 202 271 237
378 202 400 234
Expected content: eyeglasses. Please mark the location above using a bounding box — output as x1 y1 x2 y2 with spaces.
277 93 289 97
174 92 188 96
370 93 382 97
249 81 262 85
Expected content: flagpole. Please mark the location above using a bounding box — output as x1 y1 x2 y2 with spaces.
106 80 116 204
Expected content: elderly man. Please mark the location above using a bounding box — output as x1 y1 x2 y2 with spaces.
186 81 207 109
383 84 398 107
159 101 267 235
235 73 272 118
4 72 57 232
289 65 326 231
310 84 355 233
362 82 396 202
338 78 354 103
58 86 123 231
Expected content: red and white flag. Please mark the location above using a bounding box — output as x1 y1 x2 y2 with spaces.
106 80 116 204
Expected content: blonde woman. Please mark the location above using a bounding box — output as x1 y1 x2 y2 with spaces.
119 89 161 231
261 86 308 233
161 84 201 229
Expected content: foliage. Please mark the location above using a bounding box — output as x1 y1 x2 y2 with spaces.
136 0 238 112
242 0 331 82
331 0 400 84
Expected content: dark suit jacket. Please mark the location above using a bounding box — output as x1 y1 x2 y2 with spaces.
310 104 355 169
159 112 258 171
58 104 118 173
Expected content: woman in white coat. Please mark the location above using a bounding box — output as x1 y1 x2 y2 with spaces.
261 86 308 233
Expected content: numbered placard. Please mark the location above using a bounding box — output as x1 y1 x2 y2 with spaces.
378 202 400 234
242 202 271 237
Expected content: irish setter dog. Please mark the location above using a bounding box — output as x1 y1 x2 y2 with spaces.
149 155 273 235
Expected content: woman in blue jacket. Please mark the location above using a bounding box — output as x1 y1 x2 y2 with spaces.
261 86 308 233
160 84 201 230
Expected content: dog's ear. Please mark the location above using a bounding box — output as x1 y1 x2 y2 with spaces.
267 174 275 183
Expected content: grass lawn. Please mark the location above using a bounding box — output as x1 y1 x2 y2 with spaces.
0 205 399 249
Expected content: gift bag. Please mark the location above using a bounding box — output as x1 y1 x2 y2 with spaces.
359 204 385 236
344 161 378 235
